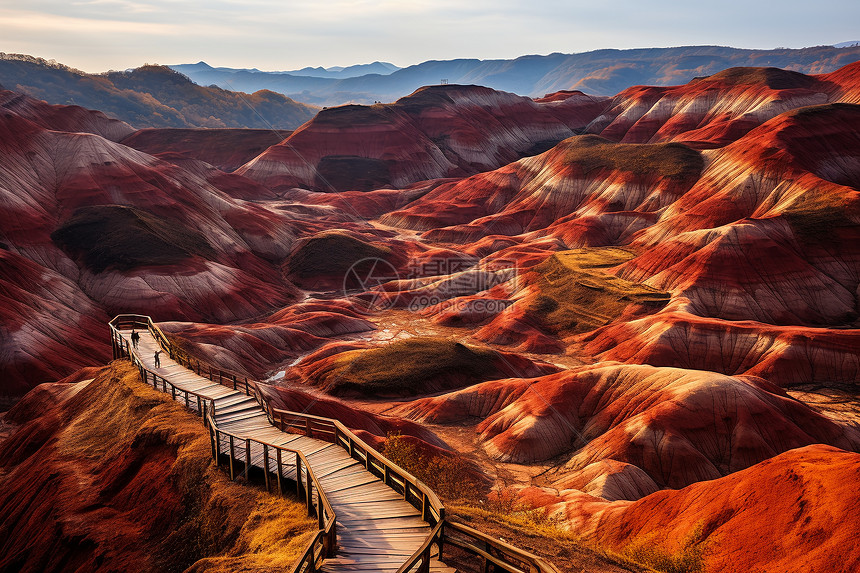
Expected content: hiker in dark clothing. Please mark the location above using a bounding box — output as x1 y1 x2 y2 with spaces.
131 329 140 349
154 350 162 368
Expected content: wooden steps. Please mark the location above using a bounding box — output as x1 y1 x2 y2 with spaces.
119 328 450 572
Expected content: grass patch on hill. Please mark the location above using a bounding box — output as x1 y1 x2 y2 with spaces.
313 103 395 125
381 433 484 500
311 337 508 397
621 525 707 573
315 155 391 192
559 135 704 181
51 205 216 273
703 66 816 90
450 494 706 573
285 230 396 287
525 247 670 336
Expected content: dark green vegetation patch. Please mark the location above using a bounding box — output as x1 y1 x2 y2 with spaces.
51 205 216 273
316 337 509 397
319 336 509 396
702 66 818 90
559 135 704 181
285 231 395 285
316 155 391 192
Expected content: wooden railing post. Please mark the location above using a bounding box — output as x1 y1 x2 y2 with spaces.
306 467 313 516
296 453 304 497
245 439 251 479
262 444 270 492
276 448 284 494
228 435 236 481
209 425 216 460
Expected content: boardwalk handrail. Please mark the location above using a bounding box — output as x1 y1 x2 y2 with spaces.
265 407 445 527
442 521 563 573
109 314 561 573
109 314 258 396
204 411 337 571
109 315 335 572
109 317 217 422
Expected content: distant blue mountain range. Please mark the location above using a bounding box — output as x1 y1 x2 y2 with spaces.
170 44 860 106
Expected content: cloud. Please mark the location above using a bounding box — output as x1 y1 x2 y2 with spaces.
0 7 178 35
2 0 859 72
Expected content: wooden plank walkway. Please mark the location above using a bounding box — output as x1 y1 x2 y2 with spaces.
120 328 453 573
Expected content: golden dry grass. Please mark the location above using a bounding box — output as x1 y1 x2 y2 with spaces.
451 498 705 573
0 361 316 573
620 525 707 573
525 247 669 336
559 136 704 180
381 432 483 500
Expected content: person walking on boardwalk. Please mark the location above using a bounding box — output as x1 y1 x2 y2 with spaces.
154 349 162 368
131 329 140 349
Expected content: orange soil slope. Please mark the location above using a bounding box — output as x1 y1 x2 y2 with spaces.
523 445 860 573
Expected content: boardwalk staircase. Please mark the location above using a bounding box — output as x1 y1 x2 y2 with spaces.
109 314 561 573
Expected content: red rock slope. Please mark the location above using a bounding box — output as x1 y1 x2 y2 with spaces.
584 62 860 147
0 91 304 393
120 127 288 172
236 85 608 192
0 88 134 141
524 445 860 573
392 363 860 494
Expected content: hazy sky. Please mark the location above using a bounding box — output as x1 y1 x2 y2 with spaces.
2 0 858 72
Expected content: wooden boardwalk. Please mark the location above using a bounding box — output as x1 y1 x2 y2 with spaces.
120 328 452 572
